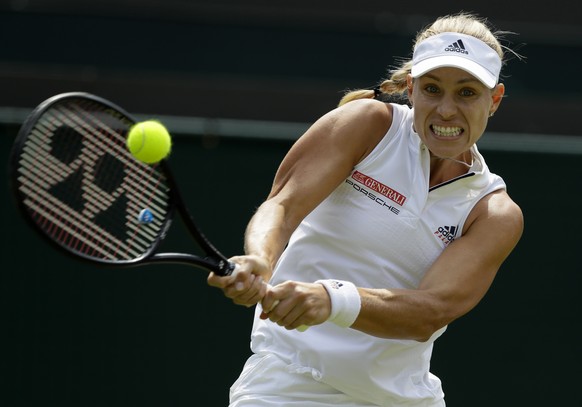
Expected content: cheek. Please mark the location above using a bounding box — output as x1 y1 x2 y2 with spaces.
477 106 492 124
470 115 490 141
411 103 429 127
412 116 428 139
463 100 491 125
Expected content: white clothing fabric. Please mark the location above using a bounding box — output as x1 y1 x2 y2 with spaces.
230 352 381 407
231 103 506 406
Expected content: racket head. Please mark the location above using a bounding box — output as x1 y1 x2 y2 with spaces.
9 92 174 267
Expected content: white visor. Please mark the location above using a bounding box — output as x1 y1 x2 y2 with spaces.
411 32 501 88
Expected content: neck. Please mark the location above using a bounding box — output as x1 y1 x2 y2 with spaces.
428 151 474 188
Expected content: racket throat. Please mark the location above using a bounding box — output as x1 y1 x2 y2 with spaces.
149 252 234 276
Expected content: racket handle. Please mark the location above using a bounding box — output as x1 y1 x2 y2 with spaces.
221 260 236 276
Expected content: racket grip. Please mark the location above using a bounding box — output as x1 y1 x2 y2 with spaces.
221 260 236 276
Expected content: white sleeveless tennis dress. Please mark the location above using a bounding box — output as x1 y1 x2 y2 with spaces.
230 103 506 407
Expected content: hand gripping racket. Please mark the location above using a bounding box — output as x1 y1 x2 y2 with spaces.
9 92 235 276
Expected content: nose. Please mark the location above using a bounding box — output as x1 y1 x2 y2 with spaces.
436 95 458 119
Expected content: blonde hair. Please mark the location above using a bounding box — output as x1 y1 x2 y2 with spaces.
338 12 514 106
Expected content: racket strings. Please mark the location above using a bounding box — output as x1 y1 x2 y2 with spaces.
15 98 173 262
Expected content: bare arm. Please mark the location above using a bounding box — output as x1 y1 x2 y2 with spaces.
207 99 393 304
352 189 524 341
209 98 523 337
258 188 524 334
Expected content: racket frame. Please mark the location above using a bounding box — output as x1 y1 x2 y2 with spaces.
9 92 234 276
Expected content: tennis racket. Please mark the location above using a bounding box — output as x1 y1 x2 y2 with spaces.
9 91 235 276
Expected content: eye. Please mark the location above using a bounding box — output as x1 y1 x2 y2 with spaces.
423 84 439 94
459 88 476 97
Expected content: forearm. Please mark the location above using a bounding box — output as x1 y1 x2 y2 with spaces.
351 288 448 342
244 200 297 271
350 202 522 341
207 200 294 306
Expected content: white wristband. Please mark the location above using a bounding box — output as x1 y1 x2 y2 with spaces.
315 279 361 328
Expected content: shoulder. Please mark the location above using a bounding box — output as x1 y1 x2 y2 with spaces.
335 98 394 124
465 189 524 247
324 100 396 158
480 189 522 220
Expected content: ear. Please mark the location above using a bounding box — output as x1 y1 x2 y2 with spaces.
406 74 414 101
490 83 505 116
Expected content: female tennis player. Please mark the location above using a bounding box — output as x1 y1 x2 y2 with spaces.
208 11 524 406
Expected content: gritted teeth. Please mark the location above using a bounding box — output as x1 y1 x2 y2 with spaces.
431 125 463 137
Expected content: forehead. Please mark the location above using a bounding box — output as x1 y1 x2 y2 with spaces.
415 67 486 86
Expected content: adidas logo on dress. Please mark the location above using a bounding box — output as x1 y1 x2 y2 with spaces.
434 225 458 245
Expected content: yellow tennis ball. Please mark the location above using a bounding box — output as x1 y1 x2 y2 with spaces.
126 120 172 164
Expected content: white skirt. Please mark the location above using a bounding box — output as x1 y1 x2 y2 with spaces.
230 352 381 407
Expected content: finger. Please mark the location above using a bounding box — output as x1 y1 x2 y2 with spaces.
261 284 309 331
230 274 267 306
243 275 266 304
207 269 238 289
260 283 279 314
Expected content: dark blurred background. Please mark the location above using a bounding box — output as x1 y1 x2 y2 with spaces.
1 1 581 406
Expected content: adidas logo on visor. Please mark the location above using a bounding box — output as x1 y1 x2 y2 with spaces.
411 32 502 88
445 39 468 55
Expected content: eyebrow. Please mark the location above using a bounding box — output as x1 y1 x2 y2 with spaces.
421 72 481 85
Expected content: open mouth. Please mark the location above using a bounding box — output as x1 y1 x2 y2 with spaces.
431 125 463 138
